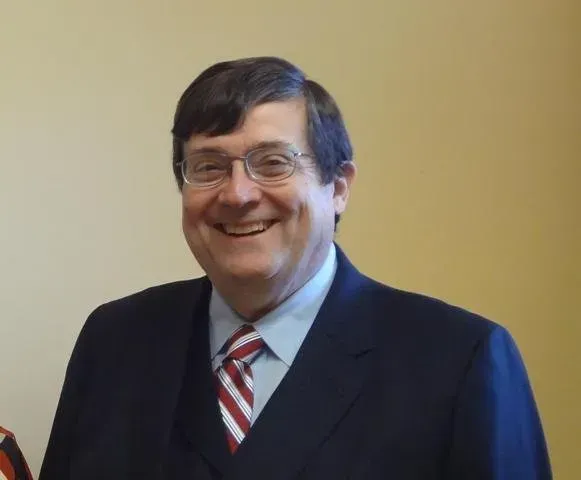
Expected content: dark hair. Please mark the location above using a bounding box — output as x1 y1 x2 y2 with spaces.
171 56 353 224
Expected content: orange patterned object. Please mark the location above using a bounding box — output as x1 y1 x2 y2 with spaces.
0 427 33 480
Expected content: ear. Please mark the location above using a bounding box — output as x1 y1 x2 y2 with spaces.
333 162 357 215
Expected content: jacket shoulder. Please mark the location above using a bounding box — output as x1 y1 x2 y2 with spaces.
90 277 206 324
360 277 509 364
383 283 499 336
74 277 209 356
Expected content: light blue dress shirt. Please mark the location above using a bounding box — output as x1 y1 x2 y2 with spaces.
209 243 337 424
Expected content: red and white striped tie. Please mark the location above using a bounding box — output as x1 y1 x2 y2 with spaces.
216 325 264 453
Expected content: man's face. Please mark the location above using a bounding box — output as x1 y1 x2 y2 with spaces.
181 98 355 296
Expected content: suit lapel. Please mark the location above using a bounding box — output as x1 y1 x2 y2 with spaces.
122 279 214 479
224 248 377 480
173 279 232 475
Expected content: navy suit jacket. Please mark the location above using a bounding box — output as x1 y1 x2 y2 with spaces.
39 248 551 479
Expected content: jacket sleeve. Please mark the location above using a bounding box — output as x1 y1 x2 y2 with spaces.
447 326 552 479
38 308 102 480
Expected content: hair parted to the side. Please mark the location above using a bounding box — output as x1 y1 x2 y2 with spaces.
171 56 353 225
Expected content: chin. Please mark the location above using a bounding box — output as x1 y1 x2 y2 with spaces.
224 264 276 282
218 254 281 282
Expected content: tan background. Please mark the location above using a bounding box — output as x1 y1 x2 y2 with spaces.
1 0 579 477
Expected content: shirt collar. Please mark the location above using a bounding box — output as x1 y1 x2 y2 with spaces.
209 243 337 366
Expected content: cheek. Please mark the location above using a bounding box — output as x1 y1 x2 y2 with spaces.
290 191 334 242
181 193 210 230
182 203 196 230
303 186 335 221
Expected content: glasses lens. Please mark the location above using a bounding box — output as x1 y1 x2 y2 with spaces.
183 153 228 186
248 147 295 181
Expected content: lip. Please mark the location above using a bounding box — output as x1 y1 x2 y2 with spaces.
213 220 278 237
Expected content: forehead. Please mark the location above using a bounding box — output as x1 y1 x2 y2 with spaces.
184 98 309 154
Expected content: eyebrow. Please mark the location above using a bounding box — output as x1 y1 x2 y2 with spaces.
187 140 296 156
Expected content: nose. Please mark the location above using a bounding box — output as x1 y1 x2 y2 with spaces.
217 160 261 207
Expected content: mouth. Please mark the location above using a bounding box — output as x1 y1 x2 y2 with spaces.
214 220 277 237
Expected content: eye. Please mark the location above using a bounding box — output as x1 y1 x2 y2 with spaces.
194 162 222 172
254 151 293 166
183 153 229 185
259 155 288 167
187 154 228 173
252 153 293 176
264 155 288 165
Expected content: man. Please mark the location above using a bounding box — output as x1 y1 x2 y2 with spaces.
40 57 551 479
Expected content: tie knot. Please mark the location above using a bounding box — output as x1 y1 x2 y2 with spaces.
224 325 264 364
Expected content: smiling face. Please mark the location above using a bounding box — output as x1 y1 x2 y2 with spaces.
181 98 355 305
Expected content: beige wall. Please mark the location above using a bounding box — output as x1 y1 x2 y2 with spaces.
1 0 578 477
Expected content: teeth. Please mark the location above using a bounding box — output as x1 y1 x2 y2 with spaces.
222 221 271 235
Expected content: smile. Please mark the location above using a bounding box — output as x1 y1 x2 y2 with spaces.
215 220 276 237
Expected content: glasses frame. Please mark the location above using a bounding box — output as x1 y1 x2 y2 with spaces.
178 146 313 188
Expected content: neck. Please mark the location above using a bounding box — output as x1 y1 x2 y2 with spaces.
211 271 305 321
211 245 331 321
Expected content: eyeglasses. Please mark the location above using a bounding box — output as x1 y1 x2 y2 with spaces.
179 145 312 188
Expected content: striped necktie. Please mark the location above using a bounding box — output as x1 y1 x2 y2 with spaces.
215 325 264 453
